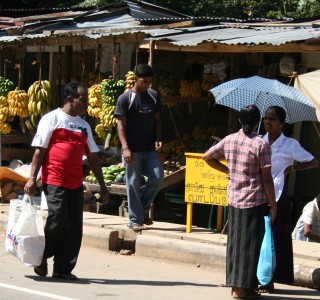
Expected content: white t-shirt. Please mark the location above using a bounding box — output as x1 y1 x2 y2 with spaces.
263 133 314 201
32 108 99 189
292 198 320 242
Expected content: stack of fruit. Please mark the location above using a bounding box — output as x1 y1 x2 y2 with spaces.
85 164 126 185
86 72 106 87
0 180 25 203
87 84 102 118
27 80 51 127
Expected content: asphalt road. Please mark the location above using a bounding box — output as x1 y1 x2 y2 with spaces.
0 237 319 300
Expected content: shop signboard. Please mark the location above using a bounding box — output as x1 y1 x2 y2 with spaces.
184 153 228 233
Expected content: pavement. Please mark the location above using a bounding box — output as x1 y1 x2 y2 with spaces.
1 203 319 290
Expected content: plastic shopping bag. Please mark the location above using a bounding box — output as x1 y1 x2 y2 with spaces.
256 215 276 286
5 194 45 267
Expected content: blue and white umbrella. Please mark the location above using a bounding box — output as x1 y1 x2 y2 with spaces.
210 75 318 124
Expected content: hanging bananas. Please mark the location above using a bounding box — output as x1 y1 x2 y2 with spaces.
179 80 202 98
27 80 51 127
95 123 108 140
124 71 135 91
0 77 15 97
0 104 10 122
87 84 102 118
7 88 29 118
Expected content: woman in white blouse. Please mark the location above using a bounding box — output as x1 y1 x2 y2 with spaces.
260 106 318 293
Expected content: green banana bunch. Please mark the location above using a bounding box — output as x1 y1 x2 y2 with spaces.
0 77 15 97
101 78 125 106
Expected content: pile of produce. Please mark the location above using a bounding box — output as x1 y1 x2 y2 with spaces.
85 164 126 185
0 180 25 203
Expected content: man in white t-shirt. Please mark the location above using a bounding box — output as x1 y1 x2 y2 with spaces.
24 83 110 280
292 195 320 243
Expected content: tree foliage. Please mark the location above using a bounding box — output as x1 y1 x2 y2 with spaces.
2 0 320 20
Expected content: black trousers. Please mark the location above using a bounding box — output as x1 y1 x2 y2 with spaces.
42 184 84 274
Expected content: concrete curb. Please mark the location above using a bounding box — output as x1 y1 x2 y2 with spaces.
135 234 226 270
82 226 119 251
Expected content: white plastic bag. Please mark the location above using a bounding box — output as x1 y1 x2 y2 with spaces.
5 194 45 267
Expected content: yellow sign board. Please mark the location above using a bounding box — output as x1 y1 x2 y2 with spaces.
185 152 229 206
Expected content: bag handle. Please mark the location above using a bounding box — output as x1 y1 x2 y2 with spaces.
22 193 36 206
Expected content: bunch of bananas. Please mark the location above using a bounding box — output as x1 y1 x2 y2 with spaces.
0 77 15 97
86 72 106 87
124 71 135 91
27 80 51 127
179 80 202 98
0 103 10 122
99 105 118 129
87 84 102 118
157 74 177 97
101 78 125 106
201 73 220 92
7 89 29 118
0 121 12 134
95 123 108 140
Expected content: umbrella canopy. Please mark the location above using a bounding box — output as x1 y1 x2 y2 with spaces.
210 75 318 124
294 69 320 121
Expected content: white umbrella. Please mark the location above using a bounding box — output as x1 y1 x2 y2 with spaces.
210 75 318 124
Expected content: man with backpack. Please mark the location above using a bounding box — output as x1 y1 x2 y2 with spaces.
115 64 163 231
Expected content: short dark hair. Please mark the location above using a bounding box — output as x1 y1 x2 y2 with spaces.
266 106 286 124
64 82 87 100
134 64 154 78
240 104 261 135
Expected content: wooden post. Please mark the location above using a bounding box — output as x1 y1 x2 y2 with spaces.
148 40 154 67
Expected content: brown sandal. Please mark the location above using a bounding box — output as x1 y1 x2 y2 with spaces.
131 224 148 232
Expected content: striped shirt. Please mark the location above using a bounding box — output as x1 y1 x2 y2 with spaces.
207 129 271 208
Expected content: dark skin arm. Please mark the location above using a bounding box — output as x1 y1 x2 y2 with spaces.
304 223 320 242
86 152 110 204
154 111 162 152
24 147 47 195
284 158 318 176
117 116 132 164
117 112 162 164
261 166 277 222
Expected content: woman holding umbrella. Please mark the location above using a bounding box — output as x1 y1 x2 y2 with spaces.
260 106 318 293
203 104 277 299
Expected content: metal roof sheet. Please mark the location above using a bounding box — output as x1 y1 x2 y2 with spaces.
146 26 320 46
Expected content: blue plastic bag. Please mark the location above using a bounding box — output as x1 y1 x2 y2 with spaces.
256 215 276 286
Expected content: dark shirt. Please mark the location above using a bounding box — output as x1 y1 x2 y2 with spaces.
115 89 162 152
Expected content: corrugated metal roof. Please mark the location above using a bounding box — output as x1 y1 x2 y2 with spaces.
145 25 320 46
